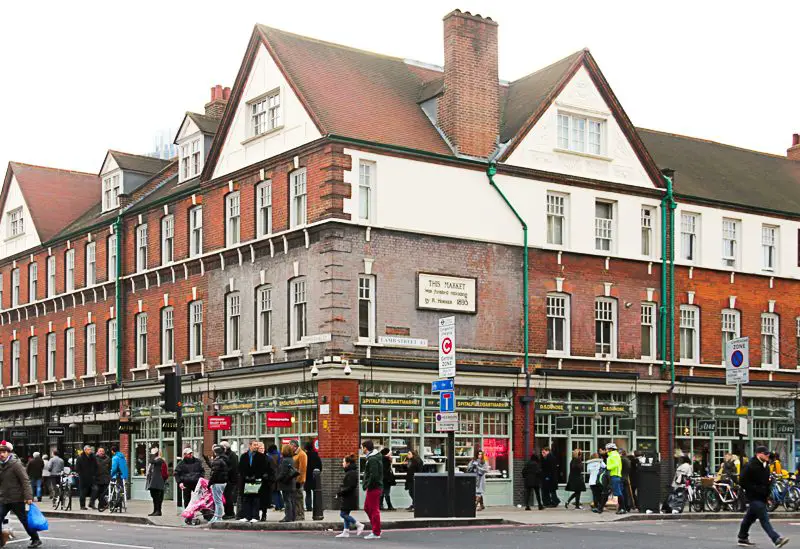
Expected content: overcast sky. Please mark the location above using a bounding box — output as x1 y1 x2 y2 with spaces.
1 1 798 175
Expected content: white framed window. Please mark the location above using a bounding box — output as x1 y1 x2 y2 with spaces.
796 317 800 368
46 332 56 381
546 192 567 246
136 313 148 367
102 174 121 211
721 309 741 364
28 336 37 383
291 278 307 345
11 340 19 386
225 192 240 247
722 218 740 268
107 234 117 280
762 225 778 272
226 293 241 354
181 144 190 180
257 287 272 349
65 249 75 292
65 328 75 379
191 139 201 175
359 161 374 222
290 169 307 228
161 215 174 265
641 207 655 257
681 213 699 262
180 139 202 181
136 224 148 272
85 323 96 376
28 262 37 302
107 319 117 374
161 307 174 364
256 181 272 237
557 113 605 155
679 305 700 363
547 294 570 354
47 256 56 297
250 90 281 136
189 301 203 359
358 275 376 342
85 242 96 286
761 313 779 369
595 298 616 357
641 303 656 359
11 268 19 307
594 201 614 252
189 206 203 257
7 207 24 238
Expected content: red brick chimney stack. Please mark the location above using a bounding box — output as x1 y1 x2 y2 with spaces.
788 133 800 161
438 9 500 158
205 85 231 119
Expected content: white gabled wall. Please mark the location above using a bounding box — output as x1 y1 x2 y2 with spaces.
0 175 41 259
211 44 322 180
506 66 653 189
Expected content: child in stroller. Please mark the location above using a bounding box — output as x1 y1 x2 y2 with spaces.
180 478 225 525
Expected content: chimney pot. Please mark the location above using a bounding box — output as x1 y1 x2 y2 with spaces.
223 87 231 100
205 84 230 118
793 133 799 147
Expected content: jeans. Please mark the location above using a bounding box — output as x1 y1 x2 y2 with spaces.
30 479 42 500
341 510 357 530
0 502 39 543
364 487 382 536
282 490 296 521
305 483 314 512
524 486 542 508
611 476 624 497
47 476 58 498
739 500 780 543
211 483 225 519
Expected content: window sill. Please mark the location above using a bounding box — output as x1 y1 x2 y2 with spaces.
183 357 205 366
4 234 24 243
218 352 243 361
61 377 76 383
8 384 21 389
81 374 96 380
353 341 382 348
282 343 309 352
155 363 175 370
553 148 613 162
241 125 285 146
42 378 57 385
594 354 616 360
250 347 274 357
130 366 149 372
23 382 38 388
546 350 569 357
102 371 117 377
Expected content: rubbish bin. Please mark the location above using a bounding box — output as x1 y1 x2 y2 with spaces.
413 473 476 518
636 460 662 513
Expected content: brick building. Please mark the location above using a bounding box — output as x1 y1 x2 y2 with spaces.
1 9 799 506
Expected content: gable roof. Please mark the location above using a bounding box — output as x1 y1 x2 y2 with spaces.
638 128 800 215
174 112 221 144
3 162 100 241
103 150 172 175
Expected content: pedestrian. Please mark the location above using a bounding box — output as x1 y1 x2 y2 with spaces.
586 452 607 514
361 440 383 540
541 447 560 507
565 448 586 510
467 449 489 511
75 445 97 510
521 453 543 510
0 440 42 548
620 449 633 511
404 448 423 512
46 450 64 498
41 454 50 499
290 440 308 520
737 445 789 547
175 447 203 512
304 441 322 513
219 441 239 520
257 442 275 522
25 452 44 503
605 443 625 515
379 447 396 511
238 440 267 523
629 450 640 510
145 447 168 517
91 447 111 511
266 444 283 511
208 445 229 524
277 444 299 523
335 454 365 538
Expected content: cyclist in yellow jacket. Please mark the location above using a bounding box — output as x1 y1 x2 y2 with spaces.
605 443 625 515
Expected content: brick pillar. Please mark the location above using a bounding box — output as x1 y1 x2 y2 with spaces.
202 391 215 458
513 386 533 506
658 393 672 460
317 378 360 509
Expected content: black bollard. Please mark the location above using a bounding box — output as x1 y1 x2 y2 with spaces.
312 468 324 520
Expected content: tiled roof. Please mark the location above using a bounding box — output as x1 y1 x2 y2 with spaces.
186 112 221 136
637 128 800 214
6 163 100 242
108 151 173 175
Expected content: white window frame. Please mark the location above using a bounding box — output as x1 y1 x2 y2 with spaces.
546 293 570 355
28 262 37 302
762 225 778 272
257 287 272 349
594 201 615 253
11 340 19 386
136 313 148 368
679 305 700 364
290 169 307 228
250 89 281 136
358 275 376 343
85 242 96 286
359 161 375 223
28 336 37 383
102 174 121 211
761 313 779 369
85 323 96 376
225 192 240 247
556 112 605 155
256 181 273 237
722 218 740 268
65 249 75 292
107 319 117 374
189 301 203 359
7 207 24 238
681 212 699 262
226 292 241 354
161 307 174 364
161 215 174 265
107 234 117 280
136 224 148 272
11 268 19 307
546 192 567 247
594 298 617 358
46 333 56 381
189 206 203 257
796 317 800 369
641 207 655 258
179 139 202 182
47 256 56 297
721 309 741 365
641 302 656 359
65 328 75 379
291 278 307 345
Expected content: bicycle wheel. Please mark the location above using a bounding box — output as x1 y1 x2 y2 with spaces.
690 489 704 513
787 486 800 511
705 488 722 512
52 486 61 510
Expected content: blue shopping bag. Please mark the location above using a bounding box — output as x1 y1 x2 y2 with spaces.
27 503 48 532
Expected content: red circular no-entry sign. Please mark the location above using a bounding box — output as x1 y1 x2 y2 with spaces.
441 337 453 354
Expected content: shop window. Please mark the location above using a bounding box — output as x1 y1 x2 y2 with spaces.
570 415 592 436
679 305 699 363
290 278 307 345
640 302 655 359
226 293 241 354
362 409 389 434
637 394 657 437
226 192 240 247
107 319 117 374
753 419 772 439
534 414 550 436
85 324 96 376
721 309 740 363
594 298 616 358
28 336 37 383
675 417 692 437
358 275 376 342
390 410 418 434
189 301 203 359
135 313 148 367
761 313 779 368
161 307 174 364
546 293 569 354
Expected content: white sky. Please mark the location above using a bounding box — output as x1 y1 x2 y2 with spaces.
1 0 798 175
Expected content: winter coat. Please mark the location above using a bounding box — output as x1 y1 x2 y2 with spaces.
110 452 128 480
306 449 323 477
239 451 267 487
467 458 489 495
267 451 280 491
175 456 204 487
521 458 542 488
145 457 168 491
26 456 44 480
586 458 605 486
405 455 423 491
606 450 622 478
362 450 383 491
224 449 239 483
382 455 396 488
259 454 276 505
565 457 586 492
0 455 33 504
621 455 631 479
75 452 98 484
293 448 308 485
209 455 229 485
541 453 558 482
337 463 360 512
276 458 299 493
673 462 693 489
740 457 771 503
47 454 65 476
95 454 111 485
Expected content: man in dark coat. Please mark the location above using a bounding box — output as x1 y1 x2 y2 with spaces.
738 446 789 547
75 445 98 511
220 441 239 519
540 447 560 507
620 450 632 512
0 441 41 547
521 454 543 510
25 452 44 503
304 441 323 513
238 440 268 522
175 447 204 510
91 447 111 511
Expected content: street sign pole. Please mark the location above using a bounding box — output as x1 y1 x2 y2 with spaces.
726 337 750 457
439 316 456 518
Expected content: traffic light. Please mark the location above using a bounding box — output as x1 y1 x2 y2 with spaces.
160 372 181 413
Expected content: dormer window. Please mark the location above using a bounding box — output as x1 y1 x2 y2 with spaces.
249 90 281 137
7 208 23 238
103 174 121 211
180 139 202 181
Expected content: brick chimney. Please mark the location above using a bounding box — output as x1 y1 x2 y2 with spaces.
437 9 500 158
205 85 231 118
788 133 800 161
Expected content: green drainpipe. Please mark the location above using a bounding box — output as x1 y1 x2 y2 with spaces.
114 213 123 386
486 162 530 458
660 174 676 472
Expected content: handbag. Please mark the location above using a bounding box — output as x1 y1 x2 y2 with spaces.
27 503 48 532
243 480 262 495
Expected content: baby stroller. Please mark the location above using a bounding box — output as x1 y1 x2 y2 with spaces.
180 478 224 525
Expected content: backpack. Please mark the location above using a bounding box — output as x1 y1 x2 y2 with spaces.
598 468 611 492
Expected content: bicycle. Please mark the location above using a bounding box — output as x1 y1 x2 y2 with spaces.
52 470 76 511
107 478 127 513
684 475 705 512
767 474 800 512
704 476 743 512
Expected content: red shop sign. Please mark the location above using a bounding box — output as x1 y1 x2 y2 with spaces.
267 412 293 428
207 416 232 431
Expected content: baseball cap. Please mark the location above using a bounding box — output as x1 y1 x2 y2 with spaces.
755 445 770 455
182 447 193 456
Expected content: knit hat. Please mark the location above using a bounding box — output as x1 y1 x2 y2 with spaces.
213 445 225 456
755 445 770 455
0 441 9 452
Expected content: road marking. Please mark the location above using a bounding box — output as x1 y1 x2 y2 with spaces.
42 537 153 549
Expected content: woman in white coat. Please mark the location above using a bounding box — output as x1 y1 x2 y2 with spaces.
467 449 489 511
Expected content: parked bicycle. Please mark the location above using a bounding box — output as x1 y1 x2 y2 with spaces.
52 468 77 511
767 474 800 512
704 475 743 512
107 477 127 513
